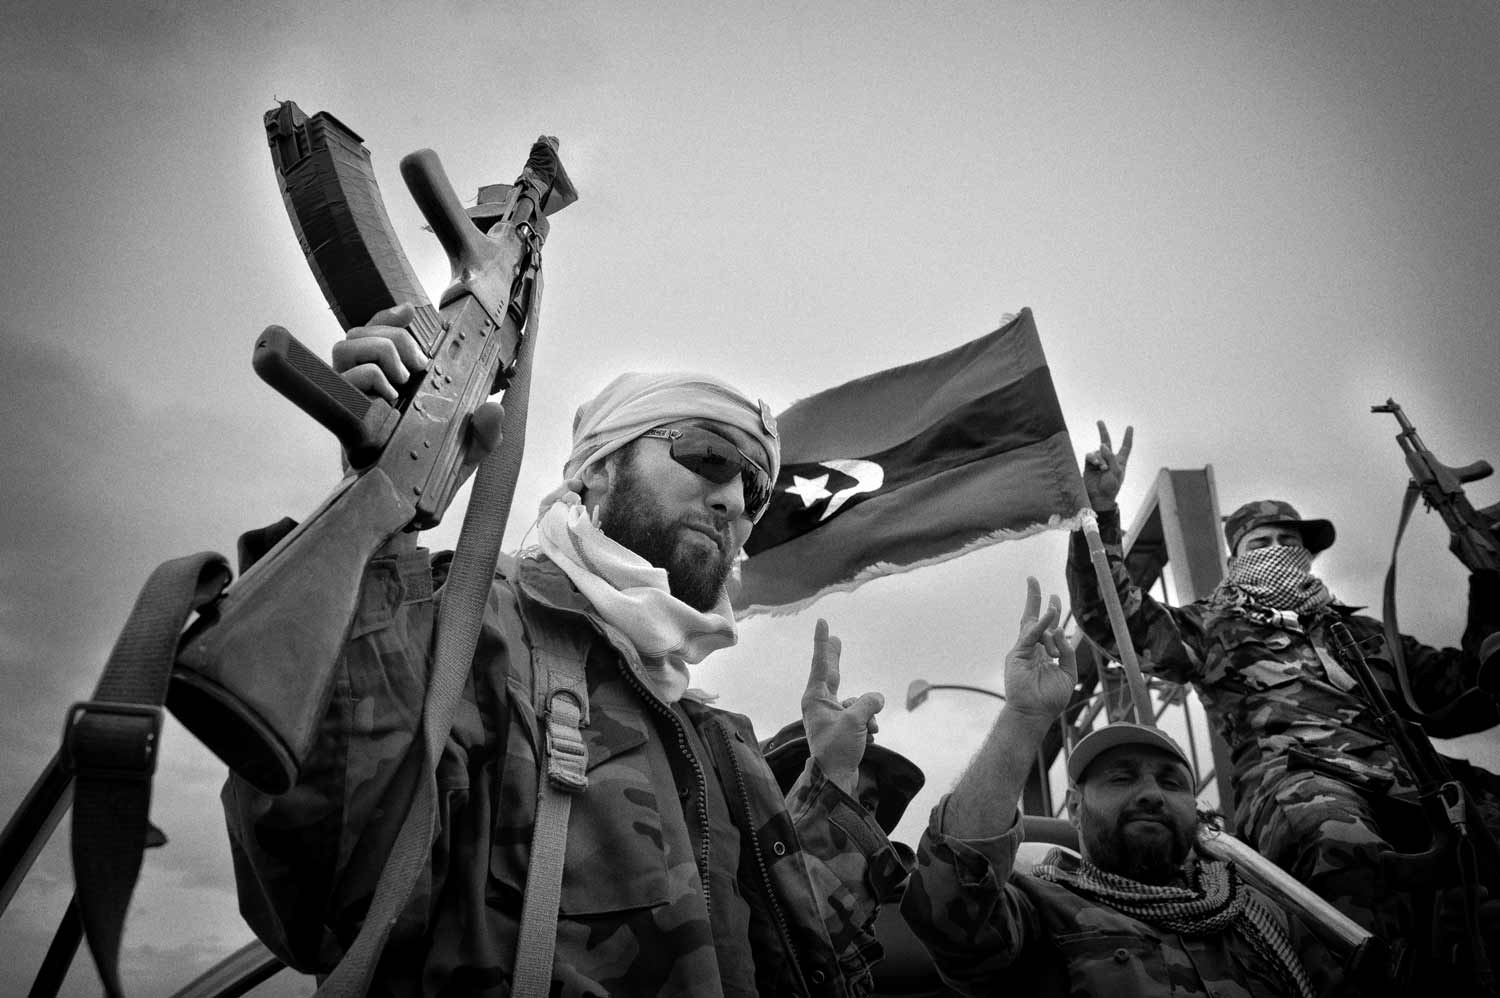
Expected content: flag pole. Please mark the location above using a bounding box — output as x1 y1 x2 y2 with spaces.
1078 508 1155 726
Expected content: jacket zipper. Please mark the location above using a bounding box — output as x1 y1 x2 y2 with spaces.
522 579 717 925
606 631 714 921
708 719 811 995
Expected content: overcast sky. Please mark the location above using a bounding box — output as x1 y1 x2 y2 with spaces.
4 2 1499 993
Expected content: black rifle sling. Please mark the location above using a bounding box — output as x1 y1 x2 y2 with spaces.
65 552 231 998
315 274 540 998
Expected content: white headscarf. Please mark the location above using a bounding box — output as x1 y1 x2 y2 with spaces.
535 371 779 703
563 371 780 483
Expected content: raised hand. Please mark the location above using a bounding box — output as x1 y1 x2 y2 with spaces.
801 619 885 795
1002 577 1078 724
1082 420 1133 511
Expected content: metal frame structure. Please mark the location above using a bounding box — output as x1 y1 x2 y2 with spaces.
1022 466 1235 816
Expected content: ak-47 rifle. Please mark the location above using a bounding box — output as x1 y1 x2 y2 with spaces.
1 103 577 998
1328 621 1500 995
1369 399 1500 729
171 102 578 794
1373 399 1500 574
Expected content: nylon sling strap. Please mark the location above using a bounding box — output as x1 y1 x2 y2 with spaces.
511 597 590 997
1381 484 1427 714
65 551 231 998
315 279 540 998
1382 485 1500 994
1380 482 1494 731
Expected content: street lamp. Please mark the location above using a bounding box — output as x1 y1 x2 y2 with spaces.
905 680 1005 712
905 679 1066 814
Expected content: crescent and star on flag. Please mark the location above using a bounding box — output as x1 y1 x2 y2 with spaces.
782 458 885 522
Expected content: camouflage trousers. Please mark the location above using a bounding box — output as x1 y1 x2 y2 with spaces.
1239 757 1500 942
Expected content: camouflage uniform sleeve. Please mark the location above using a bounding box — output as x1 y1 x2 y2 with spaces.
786 757 909 994
1067 505 1210 685
221 545 439 973
899 794 1038 995
1395 570 1500 721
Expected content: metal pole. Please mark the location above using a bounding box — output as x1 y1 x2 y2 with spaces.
1079 508 1154 725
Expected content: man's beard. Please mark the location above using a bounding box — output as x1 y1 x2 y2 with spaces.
597 459 736 612
1078 798 1195 885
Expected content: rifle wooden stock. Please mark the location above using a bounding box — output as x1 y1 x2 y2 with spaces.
171 112 574 794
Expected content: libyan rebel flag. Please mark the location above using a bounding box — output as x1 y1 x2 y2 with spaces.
732 308 1090 616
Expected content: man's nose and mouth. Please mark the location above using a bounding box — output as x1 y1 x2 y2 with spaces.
681 517 732 555
1122 807 1172 831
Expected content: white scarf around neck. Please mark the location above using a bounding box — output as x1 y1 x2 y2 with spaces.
534 498 737 703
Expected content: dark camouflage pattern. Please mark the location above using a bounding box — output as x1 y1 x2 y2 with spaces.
1223 499 1335 555
1067 507 1500 937
900 797 1347 997
223 548 905 997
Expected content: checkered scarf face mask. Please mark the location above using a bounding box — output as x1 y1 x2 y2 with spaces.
1221 545 1332 613
1034 853 1315 998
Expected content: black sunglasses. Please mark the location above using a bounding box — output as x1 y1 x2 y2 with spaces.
639 426 774 522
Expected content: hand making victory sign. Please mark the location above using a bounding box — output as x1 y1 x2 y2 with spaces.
1003 576 1079 724
1082 420 1133 512
802 619 886 796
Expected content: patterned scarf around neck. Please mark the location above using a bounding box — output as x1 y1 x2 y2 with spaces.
1033 851 1315 998
1212 544 1333 614
533 498 737 703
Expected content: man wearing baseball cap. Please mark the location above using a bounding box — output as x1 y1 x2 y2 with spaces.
1065 422 1500 961
223 309 906 997
901 578 1336 997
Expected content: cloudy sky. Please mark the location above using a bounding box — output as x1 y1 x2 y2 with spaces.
3 2 1498 993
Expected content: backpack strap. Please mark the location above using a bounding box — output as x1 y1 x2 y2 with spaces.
511 593 590 997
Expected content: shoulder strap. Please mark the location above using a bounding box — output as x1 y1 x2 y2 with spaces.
1382 483 1495 734
316 301 540 998
511 592 590 998
66 552 232 998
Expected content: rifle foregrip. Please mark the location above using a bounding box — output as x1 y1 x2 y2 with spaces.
400 150 485 279
1453 459 1493 485
253 325 394 461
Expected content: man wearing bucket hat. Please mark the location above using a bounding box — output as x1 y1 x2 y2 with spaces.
1065 422 1500 952
761 720 926 836
222 309 906 997
901 578 1336 997
763 722 960 997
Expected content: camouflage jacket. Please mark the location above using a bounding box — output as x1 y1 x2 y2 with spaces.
1066 507 1500 820
223 548 904 997
900 797 1342 997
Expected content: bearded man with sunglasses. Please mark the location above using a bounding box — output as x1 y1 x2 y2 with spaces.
222 307 904 998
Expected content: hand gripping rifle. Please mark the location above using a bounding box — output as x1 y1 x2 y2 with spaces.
1370 399 1500 733
3 103 575 997
1327 621 1500 995
1373 399 1500 575
172 104 577 795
